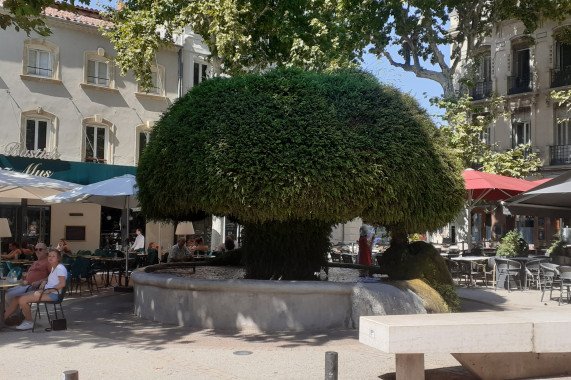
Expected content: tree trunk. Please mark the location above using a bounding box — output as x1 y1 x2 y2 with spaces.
241 220 331 280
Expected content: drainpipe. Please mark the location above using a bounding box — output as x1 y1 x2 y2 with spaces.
177 47 183 98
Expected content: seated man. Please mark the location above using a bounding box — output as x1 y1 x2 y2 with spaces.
168 237 192 263
4 243 51 322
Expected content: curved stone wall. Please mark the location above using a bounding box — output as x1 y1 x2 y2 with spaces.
132 267 428 332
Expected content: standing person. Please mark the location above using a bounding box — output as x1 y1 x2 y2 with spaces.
168 237 192 262
6 249 67 330
358 225 372 277
4 243 52 314
130 228 145 252
1 242 21 260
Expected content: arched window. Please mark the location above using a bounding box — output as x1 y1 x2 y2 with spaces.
82 117 113 163
20 108 58 153
135 122 153 165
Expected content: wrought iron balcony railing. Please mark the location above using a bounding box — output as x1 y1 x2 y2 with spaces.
549 145 571 165
551 67 571 88
507 74 532 95
469 80 493 100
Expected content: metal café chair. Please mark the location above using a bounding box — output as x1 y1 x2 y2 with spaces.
525 258 549 290
495 257 522 292
540 263 560 302
557 266 571 306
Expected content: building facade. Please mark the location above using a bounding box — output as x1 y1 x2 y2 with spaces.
451 15 571 248
0 5 212 252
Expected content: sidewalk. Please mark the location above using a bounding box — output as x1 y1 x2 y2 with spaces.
1 284 570 380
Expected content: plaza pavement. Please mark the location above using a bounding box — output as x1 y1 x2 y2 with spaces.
1 283 570 380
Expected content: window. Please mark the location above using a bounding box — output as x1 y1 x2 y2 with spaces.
82 50 115 90
22 40 59 81
87 60 109 86
135 123 153 164
27 49 51 77
555 107 571 145
137 65 165 96
508 39 532 94
193 62 209 87
85 125 107 163
512 109 531 147
25 119 48 150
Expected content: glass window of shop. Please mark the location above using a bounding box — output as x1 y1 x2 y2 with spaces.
100 206 144 249
0 204 50 252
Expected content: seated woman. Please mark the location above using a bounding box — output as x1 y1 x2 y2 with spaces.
1 242 22 260
20 240 33 258
192 237 209 254
4 248 67 330
56 239 71 254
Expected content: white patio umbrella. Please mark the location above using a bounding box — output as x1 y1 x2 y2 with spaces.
43 174 139 287
0 169 79 199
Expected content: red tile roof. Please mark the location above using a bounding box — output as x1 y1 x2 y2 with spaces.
1 0 109 28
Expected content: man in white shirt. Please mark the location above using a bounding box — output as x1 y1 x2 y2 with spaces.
131 228 145 252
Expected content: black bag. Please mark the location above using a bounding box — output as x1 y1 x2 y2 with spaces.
50 318 67 331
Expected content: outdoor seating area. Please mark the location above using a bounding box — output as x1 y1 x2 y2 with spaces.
444 249 571 305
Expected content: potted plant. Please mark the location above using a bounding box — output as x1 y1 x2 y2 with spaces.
496 229 529 257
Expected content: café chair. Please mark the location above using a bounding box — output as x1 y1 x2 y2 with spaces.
495 257 522 292
30 275 70 332
557 266 571 306
540 263 560 302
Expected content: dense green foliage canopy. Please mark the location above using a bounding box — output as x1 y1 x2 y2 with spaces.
137 68 465 233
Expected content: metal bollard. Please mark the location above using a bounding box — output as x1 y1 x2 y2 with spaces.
325 351 338 380
62 370 78 380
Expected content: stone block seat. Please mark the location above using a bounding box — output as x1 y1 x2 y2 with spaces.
359 310 571 380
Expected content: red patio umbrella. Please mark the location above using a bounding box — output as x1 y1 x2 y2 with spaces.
462 169 539 249
462 168 539 203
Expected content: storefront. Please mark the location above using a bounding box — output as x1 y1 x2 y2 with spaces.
0 154 136 252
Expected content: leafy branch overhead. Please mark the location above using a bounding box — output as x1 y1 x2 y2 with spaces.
101 0 386 90
0 0 90 36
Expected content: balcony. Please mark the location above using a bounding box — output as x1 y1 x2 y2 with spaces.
507 74 532 95
549 145 571 165
469 80 493 100
551 67 571 88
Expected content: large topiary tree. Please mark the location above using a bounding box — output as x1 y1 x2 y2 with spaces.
137 68 465 280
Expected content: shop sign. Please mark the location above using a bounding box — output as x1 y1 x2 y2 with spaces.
0 163 54 178
4 142 62 160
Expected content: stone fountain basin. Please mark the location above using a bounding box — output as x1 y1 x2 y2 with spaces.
132 264 430 332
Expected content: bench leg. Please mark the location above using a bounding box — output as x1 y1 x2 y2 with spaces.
395 353 424 380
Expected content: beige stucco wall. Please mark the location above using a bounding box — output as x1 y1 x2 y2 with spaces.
0 17 180 167
49 202 101 251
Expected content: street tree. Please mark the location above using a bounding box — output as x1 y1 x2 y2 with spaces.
369 0 571 97
101 0 385 90
136 68 465 280
438 95 542 178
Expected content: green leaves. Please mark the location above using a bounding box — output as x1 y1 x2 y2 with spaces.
137 68 465 235
438 94 541 179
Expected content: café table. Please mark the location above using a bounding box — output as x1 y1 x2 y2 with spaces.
90 256 132 287
451 256 489 287
0 279 23 328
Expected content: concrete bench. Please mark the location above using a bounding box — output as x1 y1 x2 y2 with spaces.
359 310 571 380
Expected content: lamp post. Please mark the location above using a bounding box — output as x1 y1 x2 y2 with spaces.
0 218 12 278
